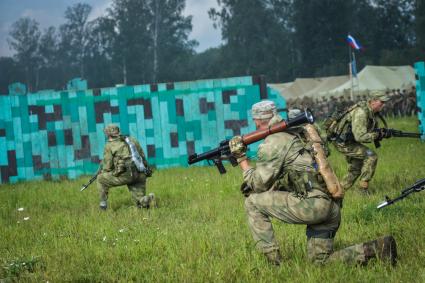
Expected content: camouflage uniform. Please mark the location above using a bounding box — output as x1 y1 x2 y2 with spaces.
97 124 151 209
331 91 390 190
332 102 378 189
234 101 377 265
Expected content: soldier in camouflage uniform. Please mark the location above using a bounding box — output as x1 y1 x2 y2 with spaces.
97 124 154 210
228 100 397 266
331 91 391 194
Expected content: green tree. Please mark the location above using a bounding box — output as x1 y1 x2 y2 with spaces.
38 26 60 90
59 3 93 79
83 17 117 88
7 17 41 91
209 0 293 81
292 0 353 77
147 0 197 82
415 0 425 54
370 0 415 64
0 57 25 93
107 0 152 84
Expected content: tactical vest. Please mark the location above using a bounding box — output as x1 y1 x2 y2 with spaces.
323 102 360 142
107 137 134 176
273 130 329 198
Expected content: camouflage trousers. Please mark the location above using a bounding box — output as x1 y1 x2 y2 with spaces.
97 170 147 206
245 189 367 264
333 141 378 189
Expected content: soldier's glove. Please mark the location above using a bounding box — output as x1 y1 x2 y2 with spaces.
145 167 153 177
374 129 385 141
229 135 247 163
374 128 391 141
382 128 392 138
240 182 253 197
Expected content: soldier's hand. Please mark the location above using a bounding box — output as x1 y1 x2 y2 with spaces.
374 128 385 141
382 128 392 138
240 182 253 197
229 135 247 162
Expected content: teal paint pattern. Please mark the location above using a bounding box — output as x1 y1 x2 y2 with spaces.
414 62 425 141
0 76 286 183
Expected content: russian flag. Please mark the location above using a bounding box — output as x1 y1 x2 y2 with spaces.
346 34 363 50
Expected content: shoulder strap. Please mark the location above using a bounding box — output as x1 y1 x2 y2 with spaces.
376 112 388 128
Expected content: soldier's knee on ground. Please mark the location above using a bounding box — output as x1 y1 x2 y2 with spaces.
307 236 334 264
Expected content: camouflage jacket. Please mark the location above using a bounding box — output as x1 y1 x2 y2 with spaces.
102 136 147 173
336 101 378 143
243 131 321 194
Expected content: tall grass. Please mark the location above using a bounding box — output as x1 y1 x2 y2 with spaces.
1 117 424 282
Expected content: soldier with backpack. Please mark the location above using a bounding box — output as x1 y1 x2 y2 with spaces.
324 91 391 195
228 101 397 266
97 124 155 210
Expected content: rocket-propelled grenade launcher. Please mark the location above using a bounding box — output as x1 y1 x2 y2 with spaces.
187 110 315 174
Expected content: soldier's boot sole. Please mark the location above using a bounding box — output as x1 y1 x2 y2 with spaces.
364 235 397 266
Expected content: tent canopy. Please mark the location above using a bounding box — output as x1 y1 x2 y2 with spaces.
269 65 415 99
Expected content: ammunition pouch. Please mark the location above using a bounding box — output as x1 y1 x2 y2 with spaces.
112 159 127 176
277 169 327 199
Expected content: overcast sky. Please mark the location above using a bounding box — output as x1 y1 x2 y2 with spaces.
0 0 223 57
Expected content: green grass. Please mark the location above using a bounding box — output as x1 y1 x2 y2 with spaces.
1 117 425 282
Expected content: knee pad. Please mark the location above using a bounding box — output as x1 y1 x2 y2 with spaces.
365 149 377 159
306 228 337 239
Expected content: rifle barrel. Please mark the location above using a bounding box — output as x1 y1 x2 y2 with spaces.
389 129 421 138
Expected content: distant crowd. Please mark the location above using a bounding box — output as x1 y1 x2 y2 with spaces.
286 86 418 120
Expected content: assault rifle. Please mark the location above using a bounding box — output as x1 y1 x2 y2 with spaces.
80 166 101 192
187 109 315 174
377 178 425 209
374 128 422 148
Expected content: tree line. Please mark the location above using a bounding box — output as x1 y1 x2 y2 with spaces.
1 0 424 94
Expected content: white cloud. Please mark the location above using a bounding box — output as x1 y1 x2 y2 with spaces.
88 0 112 21
20 8 63 30
184 0 222 52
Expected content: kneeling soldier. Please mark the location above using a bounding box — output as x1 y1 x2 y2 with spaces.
97 124 154 210
229 101 397 266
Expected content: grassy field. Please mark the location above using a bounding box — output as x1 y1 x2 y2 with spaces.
1 117 425 282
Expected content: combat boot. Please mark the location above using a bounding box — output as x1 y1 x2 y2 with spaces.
148 193 157 208
358 181 370 196
99 200 107 210
264 250 283 266
138 195 151 209
363 235 397 266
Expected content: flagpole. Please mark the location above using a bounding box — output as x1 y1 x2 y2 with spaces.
348 41 354 101
352 51 358 98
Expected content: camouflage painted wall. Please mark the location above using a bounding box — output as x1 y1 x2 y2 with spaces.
0 76 286 183
414 61 425 141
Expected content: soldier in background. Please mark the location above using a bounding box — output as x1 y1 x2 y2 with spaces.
406 87 417 116
97 124 154 210
328 96 337 115
228 100 397 266
330 91 391 194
